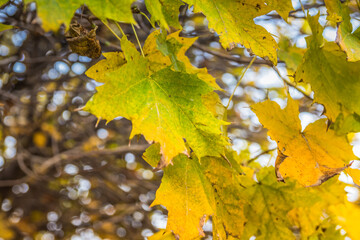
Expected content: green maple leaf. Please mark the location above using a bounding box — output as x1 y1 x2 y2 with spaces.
182 0 294 64
145 0 184 29
26 0 135 31
85 34 228 164
295 14 360 134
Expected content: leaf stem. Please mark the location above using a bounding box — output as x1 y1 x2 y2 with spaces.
272 66 313 101
226 56 256 109
131 23 145 57
140 12 156 29
299 0 306 15
101 19 122 42
113 21 126 37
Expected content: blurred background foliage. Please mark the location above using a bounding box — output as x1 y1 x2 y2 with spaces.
0 0 360 239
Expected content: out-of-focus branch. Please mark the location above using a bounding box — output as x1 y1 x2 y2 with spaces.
193 42 281 66
272 66 313 101
247 148 277 164
0 144 149 187
36 144 149 174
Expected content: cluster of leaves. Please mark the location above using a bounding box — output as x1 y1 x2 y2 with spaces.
1 0 360 239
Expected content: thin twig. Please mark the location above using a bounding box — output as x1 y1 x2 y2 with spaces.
131 23 145 57
140 12 156 29
36 144 149 174
247 148 277 164
272 66 313 101
101 19 122 42
0 144 149 187
16 153 38 179
193 42 279 66
113 21 126 37
226 56 256 108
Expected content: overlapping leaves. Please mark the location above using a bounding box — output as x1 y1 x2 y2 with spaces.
20 0 296 64
324 0 360 62
145 143 348 239
84 31 228 165
182 0 293 64
295 14 360 134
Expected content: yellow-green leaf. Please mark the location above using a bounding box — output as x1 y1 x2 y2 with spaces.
252 96 356 186
145 0 184 29
241 168 346 240
183 0 293 64
150 154 214 239
146 146 248 239
85 36 228 164
295 14 360 134
324 0 360 61
26 0 135 31
0 0 8 6
144 30 219 89
278 37 306 72
201 153 249 240
0 23 12 31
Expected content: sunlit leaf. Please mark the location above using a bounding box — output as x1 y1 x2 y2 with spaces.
85 35 228 165
182 0 294 64
145 0 184 29
150 154 214 239
252 96 356 186
330 202 360 239
26 0 136 31
325 0 360 61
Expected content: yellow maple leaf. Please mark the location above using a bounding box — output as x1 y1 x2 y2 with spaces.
252 97 356 186
183 0 294 64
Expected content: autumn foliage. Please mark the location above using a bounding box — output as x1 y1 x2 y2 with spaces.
1 0 360 239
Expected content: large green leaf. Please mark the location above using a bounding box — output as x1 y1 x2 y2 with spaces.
182 0 293 64
85 35 228 164
26 0 135 31
295 14 360 134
